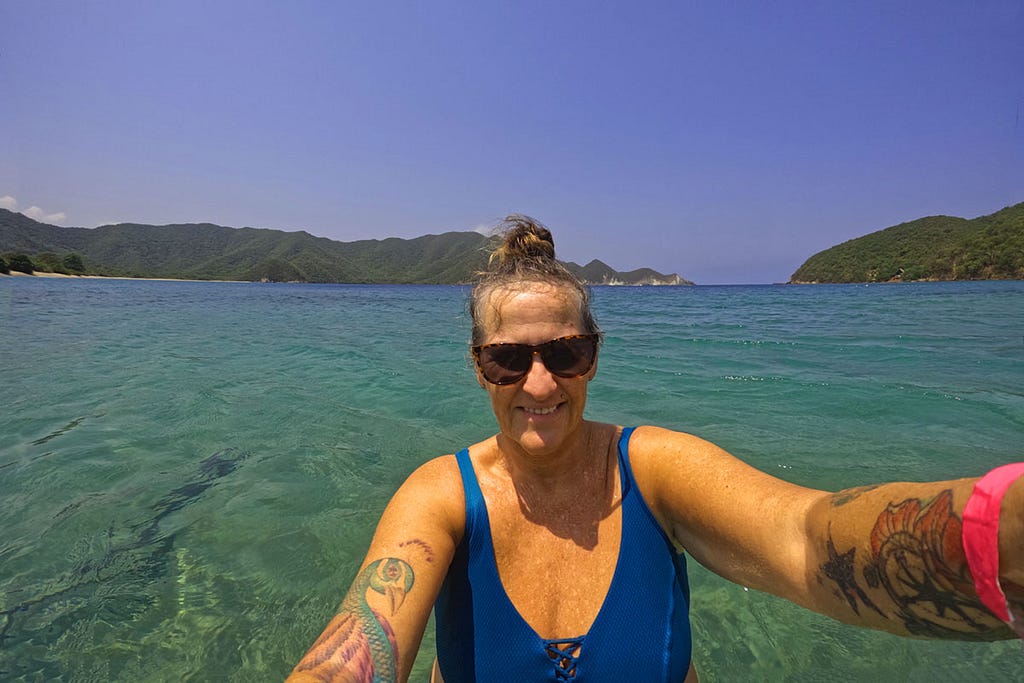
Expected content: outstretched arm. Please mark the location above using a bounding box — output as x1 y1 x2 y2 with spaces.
630 426 1023 640
288 455 464 683
806 478 1021 639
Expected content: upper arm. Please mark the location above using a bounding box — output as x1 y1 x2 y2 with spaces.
289 455 464 683
629 425 827 603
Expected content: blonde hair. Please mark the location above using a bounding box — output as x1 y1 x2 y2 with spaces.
469 214 601 344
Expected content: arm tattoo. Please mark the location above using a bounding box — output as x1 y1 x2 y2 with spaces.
829 484 881 507
820 490 1004 639
821 529 884 618
399 538 435 563
294 557 415 682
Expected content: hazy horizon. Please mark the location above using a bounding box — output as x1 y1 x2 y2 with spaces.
2 1 1021 284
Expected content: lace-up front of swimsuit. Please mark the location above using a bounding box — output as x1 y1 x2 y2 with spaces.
435 428 692 682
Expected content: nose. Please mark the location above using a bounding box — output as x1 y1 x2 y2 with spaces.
521 353 558 396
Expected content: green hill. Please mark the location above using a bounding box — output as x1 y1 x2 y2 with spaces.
0 210 686 285
790 202 1024 283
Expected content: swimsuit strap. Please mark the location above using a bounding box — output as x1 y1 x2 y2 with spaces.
453 447 485 531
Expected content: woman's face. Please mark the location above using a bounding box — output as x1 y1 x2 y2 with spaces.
476 283 597 458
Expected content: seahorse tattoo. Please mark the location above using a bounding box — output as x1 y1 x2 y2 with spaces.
295 558 415 682
820 490 998 638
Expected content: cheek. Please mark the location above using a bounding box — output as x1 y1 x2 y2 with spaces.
483 384 505 409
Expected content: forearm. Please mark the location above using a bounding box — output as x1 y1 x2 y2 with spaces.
287 558 418 683
807 476 1021 640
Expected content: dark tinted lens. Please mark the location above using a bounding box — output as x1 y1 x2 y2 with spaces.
478 345 532 384
474 335 598 385
541 336 596 377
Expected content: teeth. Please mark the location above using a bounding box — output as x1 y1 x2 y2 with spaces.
524 405 558 415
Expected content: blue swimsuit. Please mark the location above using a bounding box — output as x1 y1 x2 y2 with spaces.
434 427 692 682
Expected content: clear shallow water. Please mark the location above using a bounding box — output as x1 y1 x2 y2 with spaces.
1 277 1022 681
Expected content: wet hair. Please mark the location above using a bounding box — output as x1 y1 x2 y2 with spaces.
469 214 601 344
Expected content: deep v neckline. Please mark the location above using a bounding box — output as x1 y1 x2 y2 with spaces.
472 443 626 643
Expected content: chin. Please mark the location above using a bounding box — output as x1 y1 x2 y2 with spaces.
493 395 588 456
507 419 576 456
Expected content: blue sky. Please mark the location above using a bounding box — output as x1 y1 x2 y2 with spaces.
2 1 1021 284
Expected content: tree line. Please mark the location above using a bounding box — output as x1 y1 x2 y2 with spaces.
1 251 86 275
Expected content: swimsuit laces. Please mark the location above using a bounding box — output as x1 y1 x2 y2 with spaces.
545 637 584 680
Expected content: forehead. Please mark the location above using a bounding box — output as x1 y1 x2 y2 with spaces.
478 283 583 343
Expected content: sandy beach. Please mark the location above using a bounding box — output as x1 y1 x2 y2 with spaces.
3 271 102 279
1 271 248 283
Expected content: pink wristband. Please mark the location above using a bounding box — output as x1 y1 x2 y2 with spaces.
961 462 1024 624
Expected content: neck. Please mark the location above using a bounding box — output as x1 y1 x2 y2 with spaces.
495 422 619 549
496 421 604 484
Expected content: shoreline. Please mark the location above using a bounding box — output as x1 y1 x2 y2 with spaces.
0 271 250 283
0 272 695 286
7 271 1017 287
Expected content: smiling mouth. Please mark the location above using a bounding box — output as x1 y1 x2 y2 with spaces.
522 405 560 416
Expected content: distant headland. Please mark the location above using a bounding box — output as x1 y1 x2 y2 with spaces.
789 202 1024 284
0 209 690 286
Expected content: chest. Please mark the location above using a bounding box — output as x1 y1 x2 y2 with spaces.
484 486 624 639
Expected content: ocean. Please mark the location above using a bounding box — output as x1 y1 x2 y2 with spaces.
1 277 1022 681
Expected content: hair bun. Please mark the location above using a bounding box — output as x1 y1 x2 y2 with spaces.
489 214 555 269
470 214 601 344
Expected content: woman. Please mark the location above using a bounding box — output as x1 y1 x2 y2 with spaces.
288 216 1023 682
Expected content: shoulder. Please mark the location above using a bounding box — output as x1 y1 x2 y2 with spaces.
404 453 465 492
386 454 467 542
621 424 712 479
626 424 784 492
626 425 799 489
622 425 757 526
624 424 726 468
624 424 821 537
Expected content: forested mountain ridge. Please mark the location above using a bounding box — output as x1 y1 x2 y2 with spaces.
0 209 688 285
790 202 1024 283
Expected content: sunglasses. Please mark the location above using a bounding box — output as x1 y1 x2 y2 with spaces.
471 334 600 385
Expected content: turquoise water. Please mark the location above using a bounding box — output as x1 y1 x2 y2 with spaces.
1 277 1022 681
